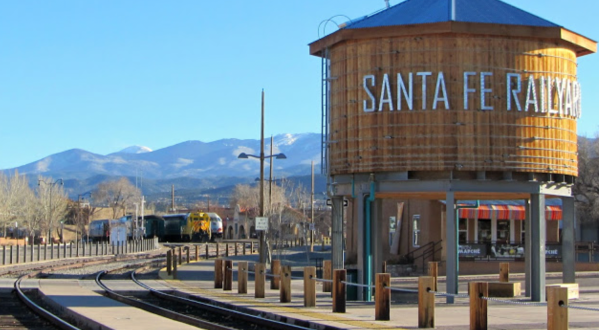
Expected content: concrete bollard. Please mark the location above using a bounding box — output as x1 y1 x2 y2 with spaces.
323 260 332 293
255 263 266 298
271 259 281 290
375 273 391 321
547 286 568 330
224 260 233 291
333 269 346 313
214 259 223 289
304 266 316 307
238 261 248 294
280 265 291 303
418 276 435 328
428 262 439 291
469 282 488 330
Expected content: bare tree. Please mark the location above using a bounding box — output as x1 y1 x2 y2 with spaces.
0 171 35 238
93 177 141 219
573 136 599 225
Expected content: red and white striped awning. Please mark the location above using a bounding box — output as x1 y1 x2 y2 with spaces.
458 205 562 220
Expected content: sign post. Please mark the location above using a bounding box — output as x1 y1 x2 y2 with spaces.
255 217 269 264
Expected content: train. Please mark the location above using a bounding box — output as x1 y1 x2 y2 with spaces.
87 212 223 243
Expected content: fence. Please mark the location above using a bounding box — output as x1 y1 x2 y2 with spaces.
180 258 599 330
0 237 159 266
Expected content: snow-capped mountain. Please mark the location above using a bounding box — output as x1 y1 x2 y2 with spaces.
5 133 321 181
113 145 153 154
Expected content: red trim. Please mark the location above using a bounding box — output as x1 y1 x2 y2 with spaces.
458 205 561 220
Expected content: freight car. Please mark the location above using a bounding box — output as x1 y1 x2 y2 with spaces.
142 215 165 241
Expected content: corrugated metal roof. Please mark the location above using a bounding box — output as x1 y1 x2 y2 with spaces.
345 0 560 29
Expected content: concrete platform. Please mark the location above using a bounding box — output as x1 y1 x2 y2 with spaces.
159 253 599 330
37 279 197 330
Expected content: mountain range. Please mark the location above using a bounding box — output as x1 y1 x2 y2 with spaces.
3 133 326 202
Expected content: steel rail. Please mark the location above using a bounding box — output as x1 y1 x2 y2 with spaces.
130 270 314 330
14 272 81 330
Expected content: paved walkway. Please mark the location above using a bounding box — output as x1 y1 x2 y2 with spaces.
159 250 599 330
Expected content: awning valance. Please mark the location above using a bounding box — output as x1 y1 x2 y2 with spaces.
458 205 562 220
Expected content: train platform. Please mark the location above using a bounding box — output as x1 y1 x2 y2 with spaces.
159 251 599 330
34 278 198 330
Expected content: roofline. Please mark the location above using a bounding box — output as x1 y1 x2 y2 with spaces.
309 21 596 57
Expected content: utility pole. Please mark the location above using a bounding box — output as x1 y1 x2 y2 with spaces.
259 89 266 264
310 161 314 252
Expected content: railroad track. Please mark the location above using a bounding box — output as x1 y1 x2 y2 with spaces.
96 268 315 330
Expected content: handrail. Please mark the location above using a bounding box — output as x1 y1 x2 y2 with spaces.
403 240 443 273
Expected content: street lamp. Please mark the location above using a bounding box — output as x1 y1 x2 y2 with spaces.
38 178 64 243
237 90 287 264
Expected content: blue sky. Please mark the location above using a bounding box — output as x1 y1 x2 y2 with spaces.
1 0 598 169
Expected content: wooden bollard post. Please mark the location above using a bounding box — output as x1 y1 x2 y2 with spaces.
166 250 172 275
172 251 178 279
418 276 435 328
205 244 209 259
225 243 229 257
235 242 238 256
243 242 246 255
547 286 568 330
214 259 223 289
304 266 316 307
375 273 391 321
323 260 332 293
255 263 266 298
499 262 509 283
428 261 439 291
216 243 220 257
469 282 488 330
186 247 190 264
238 261 248 294
333 269 346 313
280 265 291 303
195 245 199 261
271 259 281 290
224 260 233 291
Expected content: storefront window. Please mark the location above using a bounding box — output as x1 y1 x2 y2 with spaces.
497 220 510 244
412 214 420 247
459 218 468 243
478 219 491 243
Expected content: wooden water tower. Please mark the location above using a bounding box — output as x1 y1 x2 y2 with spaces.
310 0 595 302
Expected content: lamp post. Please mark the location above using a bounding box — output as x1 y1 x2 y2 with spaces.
38 178 64 243
237 90 287 264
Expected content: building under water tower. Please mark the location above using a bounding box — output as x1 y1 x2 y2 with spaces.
309 0 596 302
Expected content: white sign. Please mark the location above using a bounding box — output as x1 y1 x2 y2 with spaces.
309 223 315 231
362 71 581 119
255 217 268 231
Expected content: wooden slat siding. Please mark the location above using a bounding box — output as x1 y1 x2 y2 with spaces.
327 34 579 177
